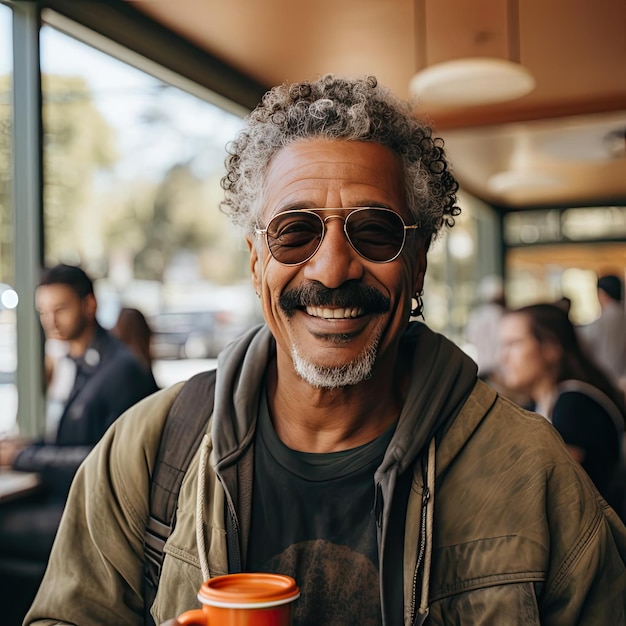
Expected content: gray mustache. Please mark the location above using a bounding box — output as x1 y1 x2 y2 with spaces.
279 281 390 316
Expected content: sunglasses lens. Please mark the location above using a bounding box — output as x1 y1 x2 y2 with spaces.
346 209 406 262
263 208 409 264
266 212 323 264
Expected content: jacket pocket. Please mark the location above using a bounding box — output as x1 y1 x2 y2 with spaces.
151 550 205 624
427 535 545 624
428 581 542 625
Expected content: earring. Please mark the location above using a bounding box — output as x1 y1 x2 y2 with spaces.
410 290 424 319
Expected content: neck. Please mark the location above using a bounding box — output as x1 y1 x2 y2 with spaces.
530 377 558 418
68 324 96 359
267 350 408 453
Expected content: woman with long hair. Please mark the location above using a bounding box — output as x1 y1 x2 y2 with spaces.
112 307 159 391
499 303 625 516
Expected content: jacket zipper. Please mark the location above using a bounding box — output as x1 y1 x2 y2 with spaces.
410 481 430 624
226 500 242 572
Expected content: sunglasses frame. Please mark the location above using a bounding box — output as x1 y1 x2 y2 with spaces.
255 207 420 266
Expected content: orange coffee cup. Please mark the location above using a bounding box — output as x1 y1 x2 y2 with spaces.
176 573 300 626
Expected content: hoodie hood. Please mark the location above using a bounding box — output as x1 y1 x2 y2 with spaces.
210 321 477 475
211 324 274 467
376 322 478 478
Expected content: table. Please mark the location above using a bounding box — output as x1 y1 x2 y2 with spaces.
0 470 41 503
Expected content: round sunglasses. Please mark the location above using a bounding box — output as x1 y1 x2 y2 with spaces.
255 207 420 266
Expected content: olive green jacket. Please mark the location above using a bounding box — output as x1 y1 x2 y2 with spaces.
25 324 626 625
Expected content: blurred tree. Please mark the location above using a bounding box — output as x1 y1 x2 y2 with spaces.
104 161 249 283
101 85 248 286
2 72 248 290
42 75 117 263
0 74 119 283
105 162 210 281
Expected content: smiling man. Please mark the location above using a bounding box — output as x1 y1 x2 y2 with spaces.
25 76 626 626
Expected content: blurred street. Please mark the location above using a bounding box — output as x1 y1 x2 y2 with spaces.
153 358 217 388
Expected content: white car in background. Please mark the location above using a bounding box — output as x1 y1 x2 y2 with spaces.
151 287 263 360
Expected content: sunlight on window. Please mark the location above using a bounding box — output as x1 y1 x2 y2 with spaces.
40 27 262 381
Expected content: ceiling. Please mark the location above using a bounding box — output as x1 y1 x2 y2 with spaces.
131 0 626 211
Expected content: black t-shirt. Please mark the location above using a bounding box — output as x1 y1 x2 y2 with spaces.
246 392 407 626
552 389 621 501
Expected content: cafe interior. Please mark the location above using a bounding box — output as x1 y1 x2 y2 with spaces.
0 0 625 622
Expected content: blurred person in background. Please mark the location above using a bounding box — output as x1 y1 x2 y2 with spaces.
578 274 626 395
499 303 625 518
112 306 159 391
1 264 159 476
0 264 158 624
465 274 506 381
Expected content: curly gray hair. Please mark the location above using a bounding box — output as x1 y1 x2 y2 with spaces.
220 74 460 243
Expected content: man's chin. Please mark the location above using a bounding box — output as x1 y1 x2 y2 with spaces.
291 344 378 390
295 363 372 390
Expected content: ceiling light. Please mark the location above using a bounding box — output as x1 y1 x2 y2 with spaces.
487 169 563 194
410 0 534 107
486 132 561 195
409 58 536 107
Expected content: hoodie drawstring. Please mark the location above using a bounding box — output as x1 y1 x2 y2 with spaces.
196 434 211 581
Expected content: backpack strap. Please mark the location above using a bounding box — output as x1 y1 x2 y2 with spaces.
143 369 217 625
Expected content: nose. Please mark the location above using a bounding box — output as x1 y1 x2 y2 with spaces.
302 216 364 288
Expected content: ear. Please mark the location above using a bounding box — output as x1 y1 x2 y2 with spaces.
84 293 98 321
246 235 261 296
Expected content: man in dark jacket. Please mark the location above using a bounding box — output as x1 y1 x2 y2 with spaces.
0 263 158 624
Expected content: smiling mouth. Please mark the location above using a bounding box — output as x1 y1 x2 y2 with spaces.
305 306 364 319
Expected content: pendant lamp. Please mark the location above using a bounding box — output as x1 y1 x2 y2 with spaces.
409 0 535 107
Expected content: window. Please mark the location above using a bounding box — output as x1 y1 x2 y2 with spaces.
0 2 18 434
504 206 626 322
425 191 502 348
504 206 626 245
40 24 261 389
4 15 263 435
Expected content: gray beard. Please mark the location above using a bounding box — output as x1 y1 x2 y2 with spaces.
291 332 381 389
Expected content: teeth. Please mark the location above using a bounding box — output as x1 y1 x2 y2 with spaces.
305 306 363 319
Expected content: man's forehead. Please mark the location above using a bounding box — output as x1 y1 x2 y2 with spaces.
262 139 405 211
36 283 80 303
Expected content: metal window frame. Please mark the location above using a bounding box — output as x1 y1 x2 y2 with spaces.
10 0 46 436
